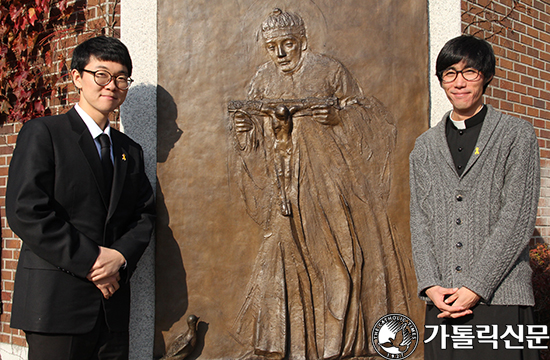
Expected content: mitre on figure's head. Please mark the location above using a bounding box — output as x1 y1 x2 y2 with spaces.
261 8 306 40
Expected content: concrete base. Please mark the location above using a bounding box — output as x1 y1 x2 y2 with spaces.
0 343 27 360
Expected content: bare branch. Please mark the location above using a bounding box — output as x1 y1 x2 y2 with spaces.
462 0 522 41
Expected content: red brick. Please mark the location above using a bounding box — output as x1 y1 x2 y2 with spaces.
1 249 13 259
522 14 535 28
513 42 527 53
535 119 546 128
514 83 528 94
4 240 21 250
530 108 541 118
526 67 539 78
514 104 527 114
3 260 18 270
1 271 13 281
534 0 546 12
12 335 27 347
520 95 534 106
1 292 11 302
520 75 534 87
500 79 514 90
508 71 520 82
499 57 515 71
3 281 14 291
492 88 507 100
514 63 527 74
502 101 514 112
534 78 545 89
486 98 500 108
3 302 11 313
508 92 521 102
507 28 521 42
534 98 546 109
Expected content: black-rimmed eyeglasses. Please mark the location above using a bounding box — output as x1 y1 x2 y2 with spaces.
441 68 481 83
82 69 134 90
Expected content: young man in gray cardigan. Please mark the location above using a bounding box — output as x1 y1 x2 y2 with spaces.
409 35 541 359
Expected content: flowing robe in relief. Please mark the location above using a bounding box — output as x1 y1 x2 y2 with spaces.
232 52 408 359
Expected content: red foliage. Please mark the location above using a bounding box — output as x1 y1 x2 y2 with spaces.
530 243 550 359
0 0 74 124
531 243 550 319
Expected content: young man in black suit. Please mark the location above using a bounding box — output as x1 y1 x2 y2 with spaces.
6 36 156 360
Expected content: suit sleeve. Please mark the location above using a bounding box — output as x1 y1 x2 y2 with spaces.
6 119 100 278
109 146 155 281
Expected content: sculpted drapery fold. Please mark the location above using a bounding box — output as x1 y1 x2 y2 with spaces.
230 10 408 359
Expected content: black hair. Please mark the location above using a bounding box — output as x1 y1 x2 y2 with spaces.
435 35 495 91
70 36 133 76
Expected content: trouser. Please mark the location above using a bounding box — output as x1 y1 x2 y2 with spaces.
25 308 129 360
424 304 541 360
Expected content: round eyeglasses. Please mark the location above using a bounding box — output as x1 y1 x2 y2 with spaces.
82 69 134 90
441 68 481 83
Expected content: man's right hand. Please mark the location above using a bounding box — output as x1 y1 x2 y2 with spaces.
234 111 254 132
93 272 121 299
425 285 472 318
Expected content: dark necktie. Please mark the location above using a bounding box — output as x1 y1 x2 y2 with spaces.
97 134 113 198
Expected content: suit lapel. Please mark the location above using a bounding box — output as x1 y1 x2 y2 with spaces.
107 130 128 219
68 108 110 207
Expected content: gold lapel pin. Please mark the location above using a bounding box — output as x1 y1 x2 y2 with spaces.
122 154 127 161
475 147 480 155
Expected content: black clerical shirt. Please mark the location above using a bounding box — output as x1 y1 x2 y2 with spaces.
445 105 487 176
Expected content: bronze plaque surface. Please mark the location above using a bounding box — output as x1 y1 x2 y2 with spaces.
156 1 429 359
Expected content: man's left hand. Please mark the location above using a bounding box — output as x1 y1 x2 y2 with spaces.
87 247 126 282
437 287 481 319
312 105 340 125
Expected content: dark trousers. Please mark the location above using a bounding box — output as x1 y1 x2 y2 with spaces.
25 308 129 360
424 304 541 360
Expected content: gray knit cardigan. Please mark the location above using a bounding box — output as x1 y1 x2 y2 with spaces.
409 105 540 306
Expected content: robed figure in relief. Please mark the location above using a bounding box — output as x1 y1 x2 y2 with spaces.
230 9 409 359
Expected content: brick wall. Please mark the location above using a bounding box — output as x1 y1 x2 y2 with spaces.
461 0 550 244
0 0 120 348
0 122 23 348
1 0 549 352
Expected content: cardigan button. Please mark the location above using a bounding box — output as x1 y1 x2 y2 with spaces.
456 194 463 201
456 242 463 248
455 266 462 272
456 218 462 225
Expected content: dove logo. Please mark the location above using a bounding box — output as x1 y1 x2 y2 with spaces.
371 313 419 359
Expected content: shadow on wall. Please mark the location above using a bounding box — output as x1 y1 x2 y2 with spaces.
154 86 187 356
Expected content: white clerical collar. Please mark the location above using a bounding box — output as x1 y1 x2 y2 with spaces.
74 104 111 139
449 104 485 130
449 113 466 130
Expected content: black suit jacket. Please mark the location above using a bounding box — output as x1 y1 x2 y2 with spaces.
6 108 156 333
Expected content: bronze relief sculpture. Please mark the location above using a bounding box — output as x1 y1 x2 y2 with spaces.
229 9 412 359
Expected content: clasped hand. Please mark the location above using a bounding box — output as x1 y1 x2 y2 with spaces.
425 285 481 319
234 112 253 133
311 104 340 125
86 247 126 299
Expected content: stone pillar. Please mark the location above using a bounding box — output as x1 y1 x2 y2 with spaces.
428 0 462 126
121 1 158 359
